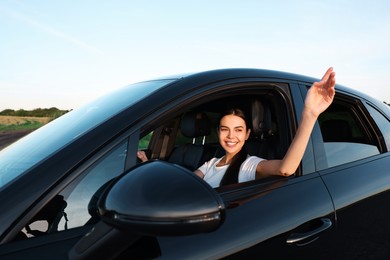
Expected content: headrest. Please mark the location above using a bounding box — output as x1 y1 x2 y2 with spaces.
180 111 211 138
321 119 352 142
251 99 274 139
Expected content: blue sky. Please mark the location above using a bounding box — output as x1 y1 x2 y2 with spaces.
1 0 389 111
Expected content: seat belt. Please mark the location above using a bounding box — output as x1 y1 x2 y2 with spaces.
160 132 170 159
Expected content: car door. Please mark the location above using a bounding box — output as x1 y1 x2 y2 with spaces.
310 91 390 259
154 174 334 259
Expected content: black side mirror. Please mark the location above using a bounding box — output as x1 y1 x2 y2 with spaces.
98 161 225 236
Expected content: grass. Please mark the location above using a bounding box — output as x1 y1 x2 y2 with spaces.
0 115 51 132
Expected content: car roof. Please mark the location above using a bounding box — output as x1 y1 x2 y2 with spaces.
154 68 318 83
154 68 386 107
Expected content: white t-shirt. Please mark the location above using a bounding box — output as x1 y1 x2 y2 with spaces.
198 156 264 188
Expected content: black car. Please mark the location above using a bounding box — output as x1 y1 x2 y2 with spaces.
0 68 389 259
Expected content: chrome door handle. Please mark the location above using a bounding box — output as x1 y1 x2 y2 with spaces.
286 218 332 245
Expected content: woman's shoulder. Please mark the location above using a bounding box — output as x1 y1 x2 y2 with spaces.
208 157 222 164
244 155 265 164
201 157 221 168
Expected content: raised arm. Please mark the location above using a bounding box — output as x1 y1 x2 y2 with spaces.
256 67 336 178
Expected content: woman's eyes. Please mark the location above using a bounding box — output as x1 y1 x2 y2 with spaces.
220 128 243 133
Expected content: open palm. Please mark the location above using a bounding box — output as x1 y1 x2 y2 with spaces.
305 67 336 117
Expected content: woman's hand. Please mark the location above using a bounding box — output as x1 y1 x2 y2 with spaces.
305 67 336 118
137 150 148 162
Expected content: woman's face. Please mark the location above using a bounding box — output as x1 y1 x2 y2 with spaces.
218 114 251 156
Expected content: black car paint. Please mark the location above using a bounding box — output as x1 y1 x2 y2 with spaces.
156 174 335 259
0 68 389 259
99 161 226 236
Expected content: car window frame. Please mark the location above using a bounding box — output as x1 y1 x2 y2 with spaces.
137 79 302 192
364 101 390 150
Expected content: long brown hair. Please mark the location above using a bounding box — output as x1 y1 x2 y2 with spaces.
219 108 249 186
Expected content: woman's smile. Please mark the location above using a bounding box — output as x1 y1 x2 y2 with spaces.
225 141 239 147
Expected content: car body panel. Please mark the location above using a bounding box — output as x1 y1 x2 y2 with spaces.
317 154 390 258
157 174 334 259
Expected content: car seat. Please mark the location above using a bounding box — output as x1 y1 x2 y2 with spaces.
168 111 215 171
321 119 352 142
247 99 279 159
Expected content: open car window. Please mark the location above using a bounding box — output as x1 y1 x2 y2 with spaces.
139 87 291 189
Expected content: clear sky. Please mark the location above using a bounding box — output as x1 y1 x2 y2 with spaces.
1 0 389 111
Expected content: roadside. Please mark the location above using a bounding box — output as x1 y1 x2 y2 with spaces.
0 114 53 151
0 130 34 151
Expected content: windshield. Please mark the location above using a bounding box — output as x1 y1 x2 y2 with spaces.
0 79 175 189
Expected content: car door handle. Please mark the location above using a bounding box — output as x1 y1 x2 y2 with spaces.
286 218 332 245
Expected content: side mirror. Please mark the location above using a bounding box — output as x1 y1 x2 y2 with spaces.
98 161 225 236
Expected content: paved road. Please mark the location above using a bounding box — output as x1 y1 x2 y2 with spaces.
0 130 33 151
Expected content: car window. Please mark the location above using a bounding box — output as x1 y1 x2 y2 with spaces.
0 79 175 189
58 140 128 230
20 140 128 239
144 90 289 186
318 97 380 168
139 132 153 150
